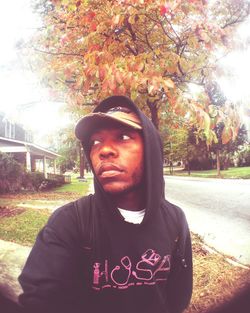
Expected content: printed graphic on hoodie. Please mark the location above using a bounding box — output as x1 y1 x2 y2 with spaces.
92 249 171 290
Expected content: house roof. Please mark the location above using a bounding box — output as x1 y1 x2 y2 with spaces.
0 136 60 159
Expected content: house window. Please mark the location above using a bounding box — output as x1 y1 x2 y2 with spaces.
25 131 33 143
4 120 15 139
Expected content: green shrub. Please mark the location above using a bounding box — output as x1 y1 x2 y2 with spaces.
238 146 250 167
38 179 63 191
0 152 67 193
22 172 45 191
0 153 24 193
0 153 46 193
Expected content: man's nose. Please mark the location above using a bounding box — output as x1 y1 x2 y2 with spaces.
99 143 118 159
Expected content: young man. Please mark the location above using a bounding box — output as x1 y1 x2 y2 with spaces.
18 96 192 313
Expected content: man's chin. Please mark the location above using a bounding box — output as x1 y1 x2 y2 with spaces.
103 185 129 195
103 182 142 196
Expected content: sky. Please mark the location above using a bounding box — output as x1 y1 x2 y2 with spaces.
0 0 71 147
217 18 250 104
0 1 249 147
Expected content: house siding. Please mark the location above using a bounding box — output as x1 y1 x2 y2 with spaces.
0 113 33 142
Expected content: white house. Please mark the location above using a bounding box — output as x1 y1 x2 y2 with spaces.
0 113 60 178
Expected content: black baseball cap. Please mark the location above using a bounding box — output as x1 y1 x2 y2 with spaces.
75 96 142 143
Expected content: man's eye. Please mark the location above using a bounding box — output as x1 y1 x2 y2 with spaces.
91 139 101 146
120 134 131 140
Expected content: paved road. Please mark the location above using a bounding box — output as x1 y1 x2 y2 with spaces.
164 176 250 265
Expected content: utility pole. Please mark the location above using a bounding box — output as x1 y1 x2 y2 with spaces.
79 143 85 180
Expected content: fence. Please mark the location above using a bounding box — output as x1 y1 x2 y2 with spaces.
47 173 71 184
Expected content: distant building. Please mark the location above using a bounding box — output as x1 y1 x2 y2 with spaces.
0 112 60 178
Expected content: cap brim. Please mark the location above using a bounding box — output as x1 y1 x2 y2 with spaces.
75 112 142 142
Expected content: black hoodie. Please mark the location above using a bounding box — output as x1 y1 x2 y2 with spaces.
18 96 192 313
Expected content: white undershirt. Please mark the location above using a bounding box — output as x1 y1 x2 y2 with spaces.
118 208 146 224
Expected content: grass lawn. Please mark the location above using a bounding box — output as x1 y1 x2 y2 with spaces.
0 208 50 246
0 174 92 245
53 174 91 193
164 166 250 179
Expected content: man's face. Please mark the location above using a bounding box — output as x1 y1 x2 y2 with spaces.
89 124 144 194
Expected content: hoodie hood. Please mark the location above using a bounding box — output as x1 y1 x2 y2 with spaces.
79 95 164 225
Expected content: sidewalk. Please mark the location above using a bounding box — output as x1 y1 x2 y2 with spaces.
0 239 31 302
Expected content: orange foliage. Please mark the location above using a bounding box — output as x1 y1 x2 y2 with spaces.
29 0 249 142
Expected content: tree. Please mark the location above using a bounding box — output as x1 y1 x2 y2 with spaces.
237 143 250 167
213 124 248 171
163 121 214 173
162 99 248 175
26 0 249 144
204 81 244 176
46 124 80 173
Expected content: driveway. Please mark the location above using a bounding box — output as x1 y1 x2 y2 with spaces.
164 176 250 265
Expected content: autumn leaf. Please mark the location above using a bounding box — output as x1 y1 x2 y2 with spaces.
118 85 127 94
163 78 175 89
221 126 232 144
112 15 121 25
76 1 81 8
203 111 211 139
98 66 106 81
135 62 144 72
187 36 199 49
208 105 217 118
160 5 170 16
64 67 73 79
90 22 97 31
115 70 123 85
108 76 116 91
148 84 155 94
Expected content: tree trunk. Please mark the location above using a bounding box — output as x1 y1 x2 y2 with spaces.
147 99 159 129
186 143 191 175
216 149 221 178
79 143 85 178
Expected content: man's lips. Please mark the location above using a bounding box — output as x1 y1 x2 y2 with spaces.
97 163 124 178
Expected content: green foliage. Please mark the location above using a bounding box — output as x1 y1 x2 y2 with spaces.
0 152 69 193
161 111 213 170
211 124 248 169
237 144 250 167
22 172 46 191
0 153 48 192
0 153 24 193
48 124 79 173
163 123 248 171
38 179 63 191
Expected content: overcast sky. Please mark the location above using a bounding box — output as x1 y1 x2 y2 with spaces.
0 1 71 147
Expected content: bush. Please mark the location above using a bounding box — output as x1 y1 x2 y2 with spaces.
188 158 214 170
0 153 24 193
22 172 45 191
38 179 63 191
238 146 250 167
0 153 46 193
0 152 65 193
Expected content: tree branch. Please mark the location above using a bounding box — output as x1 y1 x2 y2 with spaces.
33 47 85 58
163 16 181 44
222 4 250 29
